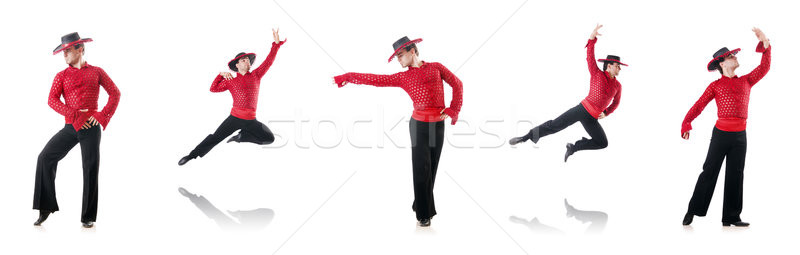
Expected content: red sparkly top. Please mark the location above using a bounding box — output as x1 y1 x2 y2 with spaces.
334 61 463 124
581 38 622 119
682 42 771 134
48 62 121 131
210 40 285 120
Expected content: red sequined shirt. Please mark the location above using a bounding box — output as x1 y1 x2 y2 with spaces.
48 62 121 131
334 61 463 124
581 38 622 119
682 42 771 134
210 40 285 120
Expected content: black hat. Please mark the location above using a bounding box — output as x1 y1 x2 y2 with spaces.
707 47 741 72
228 52 256 72
53 32 93 55
597 55 628 66
388 36 423 63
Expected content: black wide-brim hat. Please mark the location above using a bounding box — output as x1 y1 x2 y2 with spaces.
597 55 628 66
228 52 256 72
707 47 741 72
388 36 423 63
53 32 93 55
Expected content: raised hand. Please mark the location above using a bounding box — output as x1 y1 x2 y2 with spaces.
220 72 234 80
682 131 690 140
752 27 769 48
272 28 281 44
590 24 603 40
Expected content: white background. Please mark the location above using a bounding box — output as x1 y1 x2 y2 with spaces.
1 0 798 254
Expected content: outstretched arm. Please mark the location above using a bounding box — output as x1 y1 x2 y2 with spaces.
744 27 771 86
681 85 715 139
334 72 403 88
585 24 603 74
252 28 286 78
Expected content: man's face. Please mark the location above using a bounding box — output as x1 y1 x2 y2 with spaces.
236 57 251 73
606 62 621 77
719 54 739 71
396 48 415 68
63 46 83 65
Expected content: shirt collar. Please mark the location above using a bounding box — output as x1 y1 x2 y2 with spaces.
236 71 251 77
67 61 89 70
408 61 427 70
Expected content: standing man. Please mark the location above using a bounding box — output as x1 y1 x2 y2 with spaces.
33 32 121 228
681 28 771 227
509 24 624 162
179 29 285 166
333 36 463 227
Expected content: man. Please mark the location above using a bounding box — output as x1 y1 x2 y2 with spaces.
509 24 623 162
179 29 285 166
33 32 121 228
681 28 770 227
333 36 463 227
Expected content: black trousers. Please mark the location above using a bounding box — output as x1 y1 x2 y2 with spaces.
686 128 747 222
33 124 101 222
189 115 275 158
409 118 444 221
528 104 608 152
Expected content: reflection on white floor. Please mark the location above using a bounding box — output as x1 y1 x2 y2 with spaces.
510 199 607 234
178 187 274 231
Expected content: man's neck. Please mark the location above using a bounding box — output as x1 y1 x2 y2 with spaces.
605 71 616 79
722 68 736 78
238 70 248 76
70 59 85 69
410 58 423 68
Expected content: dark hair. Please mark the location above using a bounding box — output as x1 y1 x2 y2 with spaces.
404 44 419 56
716 65 724 75
603 61 618 71
74 43 84 50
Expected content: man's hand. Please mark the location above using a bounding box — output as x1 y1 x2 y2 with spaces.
752 27 769 49
598 112 607 119
220 72 234 80
682 131 690 140
590 24 603 40
440 109 450 121
273 28 281 44
82 116 99 130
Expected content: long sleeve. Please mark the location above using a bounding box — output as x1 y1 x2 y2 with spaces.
210 74 230 92
47 72 78 119
334 72 403 88
436 63 463 125
681 84 716 135
603 87 621 116
586 38 601 75
93 68 121 129
252 40 286 78
744 41 771 86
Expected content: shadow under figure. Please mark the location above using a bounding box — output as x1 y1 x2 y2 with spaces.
178 187 274 231
509 198 607 234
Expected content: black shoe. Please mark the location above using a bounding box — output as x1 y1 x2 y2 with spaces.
33 210 52 226
418 218 431 227
682 213 693 226
82 221 94 228
178 155 194 166
564 143 575 162
227 133 241 143
509 136 527 145
722 221 749 227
